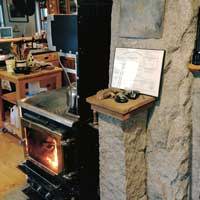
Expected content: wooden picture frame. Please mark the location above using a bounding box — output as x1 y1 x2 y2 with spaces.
6 0 29 23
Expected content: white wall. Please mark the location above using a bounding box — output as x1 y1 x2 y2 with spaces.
2 1 36 37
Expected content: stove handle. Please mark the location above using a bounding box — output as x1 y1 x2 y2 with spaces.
61 138 76 147
23 113 49 127
21 117 61 136
62 171 78 181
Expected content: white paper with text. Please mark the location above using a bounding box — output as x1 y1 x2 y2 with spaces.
111 48 164 97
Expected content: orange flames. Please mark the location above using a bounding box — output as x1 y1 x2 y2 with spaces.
45 138 59 172
27 132 60 174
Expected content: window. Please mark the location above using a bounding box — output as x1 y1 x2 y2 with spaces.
40 7 48 31
0 0 5 27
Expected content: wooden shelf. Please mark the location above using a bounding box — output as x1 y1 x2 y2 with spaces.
87 94 155 121
2 92 17 104
188 63 200 73
0 36 40 43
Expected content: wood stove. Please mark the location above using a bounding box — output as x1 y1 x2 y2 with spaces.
18 88 100 200
21 113 77 176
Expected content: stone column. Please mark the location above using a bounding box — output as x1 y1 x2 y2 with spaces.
98 111 148 200
192 77 200 200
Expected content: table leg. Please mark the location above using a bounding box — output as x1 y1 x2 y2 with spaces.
55 72 62 89
0 79 5 128
16 81 26 100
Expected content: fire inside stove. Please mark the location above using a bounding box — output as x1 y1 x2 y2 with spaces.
26 129 63 175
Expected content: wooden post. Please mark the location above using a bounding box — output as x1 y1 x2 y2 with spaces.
66 0 71 14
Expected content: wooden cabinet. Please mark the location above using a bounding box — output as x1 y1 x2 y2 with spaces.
46 0 60 14
46 0 72 14
32 51 59 66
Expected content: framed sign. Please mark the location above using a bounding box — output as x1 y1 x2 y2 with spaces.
6 0 29 23
111 48 165 97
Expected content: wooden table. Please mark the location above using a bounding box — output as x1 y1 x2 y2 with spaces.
0 67 62 128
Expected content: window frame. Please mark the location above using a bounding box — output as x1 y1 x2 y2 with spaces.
0 0 5 27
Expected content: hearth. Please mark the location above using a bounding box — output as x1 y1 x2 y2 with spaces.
18 88 100 200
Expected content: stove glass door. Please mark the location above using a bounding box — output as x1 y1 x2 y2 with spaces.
22 118 64 175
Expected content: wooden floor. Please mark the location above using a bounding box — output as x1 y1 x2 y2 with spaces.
0 133 26 199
